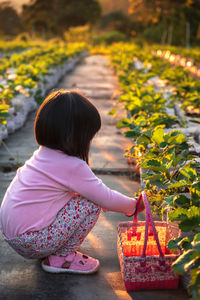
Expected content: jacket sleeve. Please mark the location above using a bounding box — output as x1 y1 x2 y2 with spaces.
69 160 137 215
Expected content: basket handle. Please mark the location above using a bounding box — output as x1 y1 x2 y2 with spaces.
133 191 164 259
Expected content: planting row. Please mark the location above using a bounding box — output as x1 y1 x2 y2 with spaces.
152 45 200 66
127 44 200 148
152 45 200 79
108 43 200 298
0 40 34 54
0 42 88 145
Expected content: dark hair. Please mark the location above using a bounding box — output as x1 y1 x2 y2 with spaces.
34 89 101 163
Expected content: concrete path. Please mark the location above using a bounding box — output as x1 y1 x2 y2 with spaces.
60 55 131 171
0 55 188 300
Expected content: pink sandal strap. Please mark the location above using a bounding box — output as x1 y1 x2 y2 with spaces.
62 251 97 272
42 251 100 274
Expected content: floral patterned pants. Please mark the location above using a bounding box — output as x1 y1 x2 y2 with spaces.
4 197 101 259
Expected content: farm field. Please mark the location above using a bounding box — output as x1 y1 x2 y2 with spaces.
0 40 88 143
108 42 200 298
0 40 199 299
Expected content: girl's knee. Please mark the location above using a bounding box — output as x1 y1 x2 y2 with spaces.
92 203 101 216
80 197 101 215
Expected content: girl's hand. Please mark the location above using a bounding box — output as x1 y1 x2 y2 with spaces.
126 197 145 217
137 196 145 213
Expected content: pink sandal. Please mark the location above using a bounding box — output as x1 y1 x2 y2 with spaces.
41 251 100 274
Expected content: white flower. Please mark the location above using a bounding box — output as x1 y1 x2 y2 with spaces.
0 79 7 86
8 74 17 80
7 68 16 74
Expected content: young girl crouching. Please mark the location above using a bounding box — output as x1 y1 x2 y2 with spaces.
0 89 144 274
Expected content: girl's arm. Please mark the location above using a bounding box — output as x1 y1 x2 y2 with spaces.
69 161 137 215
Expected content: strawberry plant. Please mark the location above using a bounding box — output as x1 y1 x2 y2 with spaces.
0 104 9 125
0 41 88 150
0 88 14 105
153 45 200 66
108 42 200 297
0 42 88 107
166 165 200 298
115 43 200 117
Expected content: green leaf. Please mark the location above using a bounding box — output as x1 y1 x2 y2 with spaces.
166 160 173 170
0 112 9 117
172 249 197 274
125 130 140 138
179 212 200 232
169 206 200 230
168 237 182 250
136 135 150 145
108 107 117 116
184 257 200 272
160 141 167 148
193 233 200 243
142 94 153 103
173 154 186 167
152 127 164 145
188 268 200 298
193 242 200 254
168 180 188 189
173 194 191 208
168 207 188 222
130 145 135 154
141 159 165 172
135 86 141 97
143 173 165 182
180 166 197 182
165 195 174 205
145 159 161 167
143 129 153 138
116 118 132 128
168 131 186 144
0 104 9 110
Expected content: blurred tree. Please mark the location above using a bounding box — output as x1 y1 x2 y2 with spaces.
100 11 133 36
22 0 102 36
0 1 22 36
99 0 129 15
22 0 54 35
129 0 200 45
129 0 191 22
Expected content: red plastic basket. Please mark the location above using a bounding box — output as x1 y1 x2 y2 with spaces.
117 191 180 292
